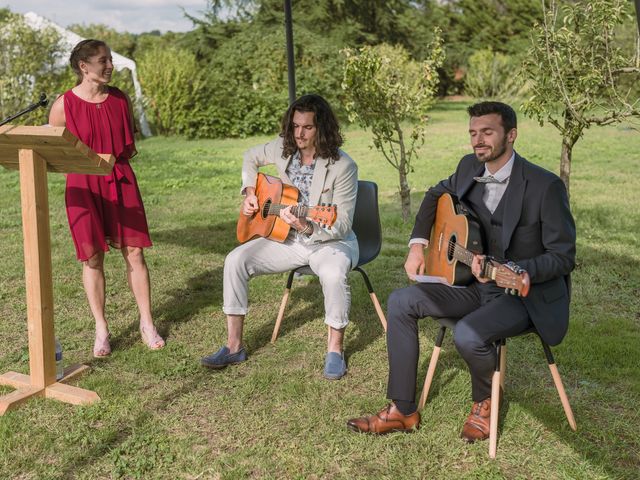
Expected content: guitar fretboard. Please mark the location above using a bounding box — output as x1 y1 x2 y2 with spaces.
448 241 495 278
265 203 308 218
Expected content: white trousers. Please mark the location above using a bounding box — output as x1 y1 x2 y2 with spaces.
223 237 354 329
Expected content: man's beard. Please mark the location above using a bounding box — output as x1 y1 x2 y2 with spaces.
475 135 508 163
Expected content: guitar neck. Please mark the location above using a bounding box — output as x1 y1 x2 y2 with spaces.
267 203 308 218
449 242 495 278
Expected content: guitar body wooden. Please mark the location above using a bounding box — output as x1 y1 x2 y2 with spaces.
237 173 299 243
425 193 483 286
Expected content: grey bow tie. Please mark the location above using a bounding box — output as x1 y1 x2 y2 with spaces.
473 175 508 184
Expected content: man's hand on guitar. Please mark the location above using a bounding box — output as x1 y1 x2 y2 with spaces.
280 205 307 232
471 254 490 283
405 244 426 280
242 192 259 216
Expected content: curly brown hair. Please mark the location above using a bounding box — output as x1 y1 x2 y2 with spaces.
69 39 108 85
280 94 343 162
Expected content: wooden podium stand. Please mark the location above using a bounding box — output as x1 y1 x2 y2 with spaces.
0 125 115 415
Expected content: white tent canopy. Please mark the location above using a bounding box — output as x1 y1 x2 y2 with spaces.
23 11 152 137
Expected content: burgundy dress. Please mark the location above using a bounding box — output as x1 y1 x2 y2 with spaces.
64 87 152 261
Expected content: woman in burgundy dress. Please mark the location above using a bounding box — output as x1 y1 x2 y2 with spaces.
48 39 164 357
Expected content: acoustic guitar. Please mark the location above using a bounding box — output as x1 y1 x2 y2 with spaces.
425 193 530 297
236 173 337 243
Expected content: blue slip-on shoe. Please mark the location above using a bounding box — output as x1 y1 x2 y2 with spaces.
201 346 248 369
323 351 347 380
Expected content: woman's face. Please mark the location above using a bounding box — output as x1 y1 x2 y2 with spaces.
80 46 113 84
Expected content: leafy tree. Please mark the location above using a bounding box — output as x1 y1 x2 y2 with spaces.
429 0 544 94
522 0 640 196
342 39 444 221
0 11 66 125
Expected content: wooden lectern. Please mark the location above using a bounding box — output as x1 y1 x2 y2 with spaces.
0 125 115 415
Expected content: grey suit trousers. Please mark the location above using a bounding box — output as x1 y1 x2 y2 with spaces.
386 282 533 402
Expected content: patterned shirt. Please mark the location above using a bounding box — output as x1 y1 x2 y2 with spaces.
286 151 316 206
285 151 316 241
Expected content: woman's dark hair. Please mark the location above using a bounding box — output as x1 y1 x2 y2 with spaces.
280 94 343 161
467 101 517 132
69 39 109 85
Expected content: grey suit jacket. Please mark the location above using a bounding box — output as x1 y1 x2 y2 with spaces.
242 137 359 267
411 152 576 346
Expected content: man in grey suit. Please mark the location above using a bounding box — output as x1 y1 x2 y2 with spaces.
347 101 576 440
201 94 358 380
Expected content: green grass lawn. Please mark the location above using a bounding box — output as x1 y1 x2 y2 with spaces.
1 102 639 479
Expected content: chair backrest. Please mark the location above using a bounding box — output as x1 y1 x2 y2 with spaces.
352 180 382 268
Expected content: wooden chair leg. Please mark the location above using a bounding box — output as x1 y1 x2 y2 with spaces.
354 267 387 332
271 271 296 344
540 341 577 431
419 346 441 410
369 292 387 332
489 369 501 459
499 341 507 391
419 326 447 410
489 341 503 459
548 363 577 431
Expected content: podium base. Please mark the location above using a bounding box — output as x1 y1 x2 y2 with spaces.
0 366 100 415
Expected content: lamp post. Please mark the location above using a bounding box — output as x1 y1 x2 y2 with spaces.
284 0 296 105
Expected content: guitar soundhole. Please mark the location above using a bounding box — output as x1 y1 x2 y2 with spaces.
447 234 456 262
262 199 271 219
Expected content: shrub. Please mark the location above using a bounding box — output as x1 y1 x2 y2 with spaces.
0 11 67 125
464 48 526 100
137 45 204 137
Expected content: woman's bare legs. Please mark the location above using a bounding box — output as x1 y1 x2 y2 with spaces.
122 246 164 349
83 251 111 357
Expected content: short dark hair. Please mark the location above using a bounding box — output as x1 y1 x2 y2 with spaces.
69 39 109 85
280 94 343 161
467 101 517 132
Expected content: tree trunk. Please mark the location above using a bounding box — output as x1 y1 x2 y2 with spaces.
560 111 583 200
399 166 411 222
560 136 572 197
396 122 411 221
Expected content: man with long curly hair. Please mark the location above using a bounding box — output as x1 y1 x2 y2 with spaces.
202 94 358 380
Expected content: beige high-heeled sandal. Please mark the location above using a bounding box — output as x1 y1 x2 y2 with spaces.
140 326 165 350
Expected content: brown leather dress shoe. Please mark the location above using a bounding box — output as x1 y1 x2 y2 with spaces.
460 397 492 443
347 403 420 434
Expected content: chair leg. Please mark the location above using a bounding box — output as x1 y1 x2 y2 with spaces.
419 326 447 410
499 340 507 391
541 341 577 431
354 267 387 332
489 341 503 459
271 270 296 344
